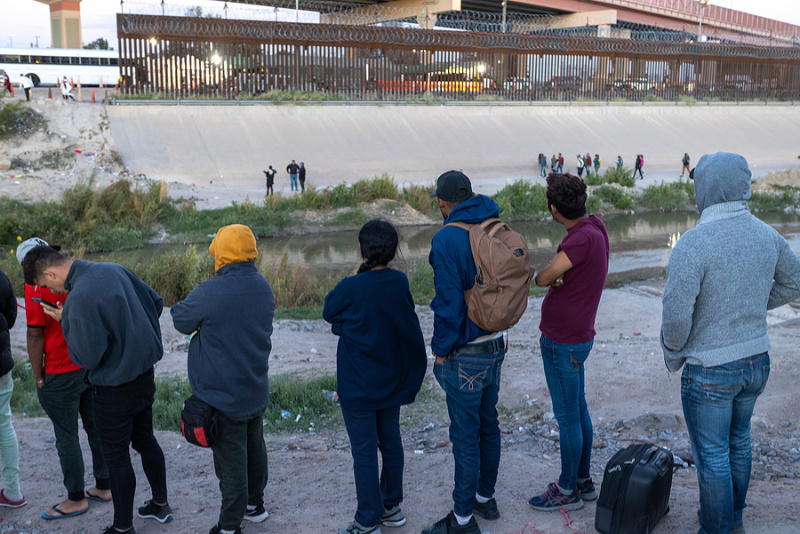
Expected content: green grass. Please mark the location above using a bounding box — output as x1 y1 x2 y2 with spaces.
749 191 797 211
152 375 194 432
585 195 603 214
594 185 634 210
10 360 45 418
406 261 435 306
327 208 370 227
263 372 341 432
0 101 46 140
585 166 635 188
639 181 691 210
493 180 548 220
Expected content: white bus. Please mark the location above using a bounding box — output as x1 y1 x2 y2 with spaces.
0 47 120 87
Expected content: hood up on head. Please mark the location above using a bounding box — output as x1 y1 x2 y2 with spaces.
209 224 258 271
693 152 752 213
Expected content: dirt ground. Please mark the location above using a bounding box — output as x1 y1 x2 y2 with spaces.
3 94 800 534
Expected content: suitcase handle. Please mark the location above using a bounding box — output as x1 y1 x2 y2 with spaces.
639 446 659 465
640 446 672 477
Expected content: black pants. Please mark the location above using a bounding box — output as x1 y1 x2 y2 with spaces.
92 368 168 530
24 87 31 101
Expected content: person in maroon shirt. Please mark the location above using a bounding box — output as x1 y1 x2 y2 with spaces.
528 174 609 512
17 238 110 520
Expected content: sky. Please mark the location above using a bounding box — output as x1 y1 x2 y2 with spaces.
1 0 799 50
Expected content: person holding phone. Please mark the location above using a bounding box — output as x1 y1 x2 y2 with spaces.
16 238 110 520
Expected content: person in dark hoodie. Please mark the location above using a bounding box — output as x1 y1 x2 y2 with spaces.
661 153 800 534
22 247 171 534
0 269 25 509
528 173 609 513
323 220 427 534
422 171 506 534
171 224 273 534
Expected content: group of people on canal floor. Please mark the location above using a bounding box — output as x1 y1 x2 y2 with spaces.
1 151 798 534
263 160 307 195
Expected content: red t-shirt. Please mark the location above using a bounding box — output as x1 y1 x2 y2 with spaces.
539 216 610 344
24 284 80 374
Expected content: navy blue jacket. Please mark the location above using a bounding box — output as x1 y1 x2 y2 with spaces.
0 270 17 377
429 195 498 357
171 262 274 419
323 268 426 411
62 260 163 386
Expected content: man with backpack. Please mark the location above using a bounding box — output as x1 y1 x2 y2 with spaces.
528 173 609 513
423 171 528 534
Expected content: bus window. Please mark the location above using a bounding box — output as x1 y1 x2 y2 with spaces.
81 57 91 65
1 55 22 63
91 57 100 65
110 58 119 66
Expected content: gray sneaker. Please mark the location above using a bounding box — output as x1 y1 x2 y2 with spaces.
137 500 173 523
381 506 406 527
339 521 381 534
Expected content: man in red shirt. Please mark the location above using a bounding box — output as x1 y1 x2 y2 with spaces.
527 174 609 512
17 238 110 520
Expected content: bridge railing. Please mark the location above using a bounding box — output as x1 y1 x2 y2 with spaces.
117 13 800 102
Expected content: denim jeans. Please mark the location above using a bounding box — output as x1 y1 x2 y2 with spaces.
681 352 770 534
539 333 594 491
92 368 168 530
433 340 505 517
211 411 269 531
290 174 298 190
342 406 403 528
0 373 20 495
38 370 108 501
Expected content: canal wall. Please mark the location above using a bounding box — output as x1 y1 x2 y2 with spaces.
107 102 800 192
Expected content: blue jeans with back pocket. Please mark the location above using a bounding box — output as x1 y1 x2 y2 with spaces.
681 352 770 534
434 342 505 517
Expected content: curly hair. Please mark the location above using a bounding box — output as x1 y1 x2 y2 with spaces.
546 173 587 220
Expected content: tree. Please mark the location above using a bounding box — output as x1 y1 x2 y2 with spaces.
84 38 110 50
185 6 203 17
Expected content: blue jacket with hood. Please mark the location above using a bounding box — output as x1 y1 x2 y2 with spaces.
429 194 498 357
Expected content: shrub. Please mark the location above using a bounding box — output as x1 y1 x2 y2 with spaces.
493 180 548 220
402 184 438 218
639 181 690 210
328 209 370 227
603 166 636 188
140 246 213 306
0 101 46 140
585 195 603 214
749 191 797 211
594 185 634 210
259 252 334 308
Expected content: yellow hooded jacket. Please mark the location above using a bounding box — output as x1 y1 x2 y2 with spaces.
209 224 258 271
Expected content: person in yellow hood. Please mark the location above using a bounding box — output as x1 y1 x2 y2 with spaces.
172 224 275 534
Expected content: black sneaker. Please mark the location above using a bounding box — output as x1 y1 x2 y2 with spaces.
244 504 269 523
137 500 174 523
338 521 381 534
528 482 584 511
576 478 598 501
209 526 243 534
381 505 406 527
102 528 137 534
421 511 481 534
473 498 500 520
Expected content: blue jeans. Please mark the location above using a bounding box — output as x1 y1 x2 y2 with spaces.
433 340 505 517
556 164 563 173
681 352 770 534
539 333 593 491
290 174 298 190
342 406 403 528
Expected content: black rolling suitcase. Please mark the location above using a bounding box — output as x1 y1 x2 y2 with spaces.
595 443 673 534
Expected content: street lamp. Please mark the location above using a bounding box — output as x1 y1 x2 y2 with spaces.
697 0 710 42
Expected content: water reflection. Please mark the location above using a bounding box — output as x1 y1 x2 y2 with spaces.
93 212 800 285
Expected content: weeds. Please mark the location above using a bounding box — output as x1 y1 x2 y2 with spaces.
260 252 334 309
749 191 797 211
585 166 635 188
0 101 46 139
10 360 45 418
594 185 634 210
585 195 603 214
493 180 548 220
263 371 341 433
639 181 691 210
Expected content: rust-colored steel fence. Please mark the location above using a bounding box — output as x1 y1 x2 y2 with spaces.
117 13 800 101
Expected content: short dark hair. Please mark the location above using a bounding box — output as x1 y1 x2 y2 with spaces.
357 220 399 274
22 246 68 285
546 173 587 220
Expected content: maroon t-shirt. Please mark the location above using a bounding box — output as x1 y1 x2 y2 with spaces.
539 216 610 344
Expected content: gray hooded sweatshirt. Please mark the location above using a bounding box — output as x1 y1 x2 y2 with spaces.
661 152 800 372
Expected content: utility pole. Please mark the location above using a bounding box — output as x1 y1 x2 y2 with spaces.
697 0 710 42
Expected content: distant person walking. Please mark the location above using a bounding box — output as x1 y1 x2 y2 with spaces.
19 74 33 102
0 268 25 509
299 162 307 193
661 152 800 534
263 166 276 196
2 73 13 98
584 154 593 176
538 154 548 178
616 156 623 169
593 154 601 175
286 160 300 192
60 77 75 101
557 153 564 173
681 153 691 178
576 155 585 179
633 154 644 180
550 154 557 172
323 220 427 534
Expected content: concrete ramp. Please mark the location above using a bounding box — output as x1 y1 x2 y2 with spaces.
107 103 800 193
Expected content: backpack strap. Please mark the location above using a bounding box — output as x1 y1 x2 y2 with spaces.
444 222 472 231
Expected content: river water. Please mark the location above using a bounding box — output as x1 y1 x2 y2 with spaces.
101 212 800 286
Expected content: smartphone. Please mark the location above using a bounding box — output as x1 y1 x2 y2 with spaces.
32 297 58 309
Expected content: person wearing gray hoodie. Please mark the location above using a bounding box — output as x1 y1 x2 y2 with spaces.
661 152 800 534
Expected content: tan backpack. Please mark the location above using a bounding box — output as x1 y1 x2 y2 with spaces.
445 218 534 332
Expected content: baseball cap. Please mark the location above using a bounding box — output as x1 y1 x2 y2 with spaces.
16 237 48 265
430 170 473 202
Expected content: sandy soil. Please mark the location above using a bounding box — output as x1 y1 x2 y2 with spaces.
3 93 800 534
4 280 800 534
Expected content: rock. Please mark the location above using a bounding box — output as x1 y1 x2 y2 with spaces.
632 412 679 432
780 420 791 428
